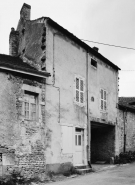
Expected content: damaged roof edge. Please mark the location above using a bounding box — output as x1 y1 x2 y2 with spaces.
118 103 135 113
0 65 51 78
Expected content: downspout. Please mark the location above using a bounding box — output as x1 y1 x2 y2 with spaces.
86 50 91 168
52 33 56 85
123 109 127 152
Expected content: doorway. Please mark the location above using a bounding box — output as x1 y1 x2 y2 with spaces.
91 122 115 163
74 128 84 165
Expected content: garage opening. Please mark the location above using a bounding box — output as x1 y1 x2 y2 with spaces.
91 121 115 163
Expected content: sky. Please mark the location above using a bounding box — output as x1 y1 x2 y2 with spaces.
0 0 135 97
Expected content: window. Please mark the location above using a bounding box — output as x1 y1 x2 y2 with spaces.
91 58 97 68
100 89 107 111
24 91 38 121
75 134 82 146
74 76 85 106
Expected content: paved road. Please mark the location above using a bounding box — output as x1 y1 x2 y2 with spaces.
48 163 135 185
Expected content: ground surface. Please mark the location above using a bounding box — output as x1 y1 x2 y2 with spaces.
46 163 135 185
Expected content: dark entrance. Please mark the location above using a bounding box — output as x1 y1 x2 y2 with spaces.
91 121 115 163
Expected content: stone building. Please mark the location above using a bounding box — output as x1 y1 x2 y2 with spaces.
118 97 135 153
0 54 50 177
0 3 121 177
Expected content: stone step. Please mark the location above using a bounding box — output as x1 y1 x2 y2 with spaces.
75 167 93 175
74 165 90 169
74 165 93 174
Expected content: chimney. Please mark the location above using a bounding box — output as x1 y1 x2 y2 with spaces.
93 47 99 52
9 28 19 56
20 3 31 20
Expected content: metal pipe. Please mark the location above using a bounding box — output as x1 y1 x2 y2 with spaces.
123 109 127 152
86 51 91 168
53 33 56 84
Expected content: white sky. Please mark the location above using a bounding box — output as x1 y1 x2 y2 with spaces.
0 0 135 97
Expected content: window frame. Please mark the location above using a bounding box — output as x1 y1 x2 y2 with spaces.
23 91 38 121
100 88 107 112
74 75 85 107
91 58 97 69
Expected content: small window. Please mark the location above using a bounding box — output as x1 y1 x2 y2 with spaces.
91 59 97 68
75 134 82 146
74 76 85 106
24 91 38 121
100 89 107 111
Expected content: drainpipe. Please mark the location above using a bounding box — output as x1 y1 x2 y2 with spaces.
123 109 127 153
86 51 91 168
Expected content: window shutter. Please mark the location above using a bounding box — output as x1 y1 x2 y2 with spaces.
76 78 79 90
106 91 108 110
74 75 85 106
100 89 103 110
76 77 79 102
100 89 107 111
76 90 79 102
101 100 103 110
101 89 103 100
80 79 84 104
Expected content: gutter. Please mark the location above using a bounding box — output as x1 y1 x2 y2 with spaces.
0 66 51 78
118 103 135 113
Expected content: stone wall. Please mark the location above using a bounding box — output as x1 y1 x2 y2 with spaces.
0 72 48 178
118 109 135 153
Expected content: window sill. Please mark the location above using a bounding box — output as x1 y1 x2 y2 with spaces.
74 101 85 107
91 65 97 70
100 110 107 113
24 119 38 122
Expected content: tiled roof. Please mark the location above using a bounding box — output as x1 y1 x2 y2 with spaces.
118 97 135 112
0 54 51 77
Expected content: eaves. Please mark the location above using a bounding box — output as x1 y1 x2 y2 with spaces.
0 62 51 78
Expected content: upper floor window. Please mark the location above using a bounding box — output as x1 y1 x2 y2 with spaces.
91 58 97 68
100 89 107 111
24 91 38 121
74 75 85 106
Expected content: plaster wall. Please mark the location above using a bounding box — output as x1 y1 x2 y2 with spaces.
45 25 88 166
15 18 119 169
88 55 118 125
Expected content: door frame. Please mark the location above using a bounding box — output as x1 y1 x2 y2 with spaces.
74 127 84 166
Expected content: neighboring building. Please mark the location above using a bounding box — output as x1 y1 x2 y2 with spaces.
0 3 120 177
0 54 50 177
118 97 135 153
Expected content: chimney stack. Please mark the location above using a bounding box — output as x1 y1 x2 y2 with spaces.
93 47 99 52
20 3 31 20
9 28 19 56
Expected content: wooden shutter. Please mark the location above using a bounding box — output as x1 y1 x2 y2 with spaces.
80 79 84 103
76 77 79 102
101 89 104 110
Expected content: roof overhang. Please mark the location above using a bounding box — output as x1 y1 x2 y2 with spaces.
0 65 51 78
118 103 135 113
